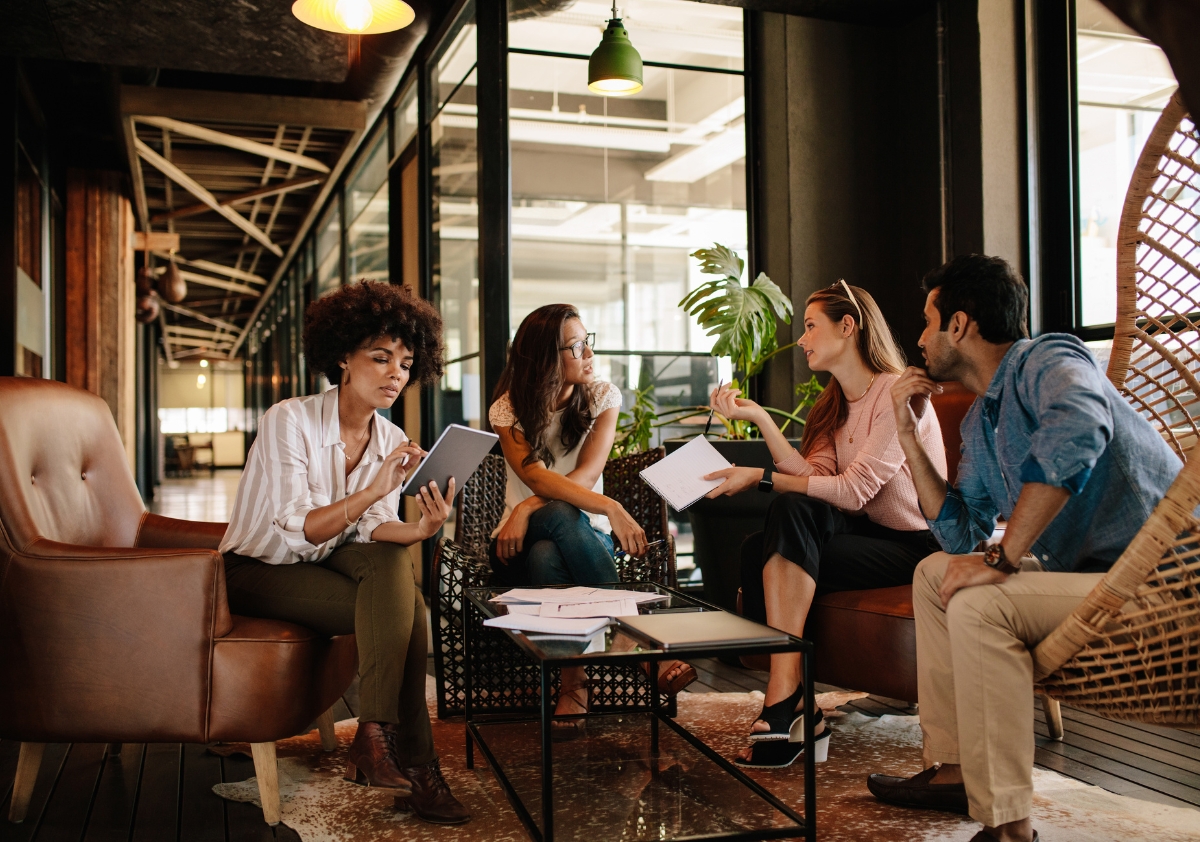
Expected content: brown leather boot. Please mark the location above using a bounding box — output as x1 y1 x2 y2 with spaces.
393 757 471 824
344 722 413 795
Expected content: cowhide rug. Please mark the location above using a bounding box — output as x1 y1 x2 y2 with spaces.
211 677 1199 841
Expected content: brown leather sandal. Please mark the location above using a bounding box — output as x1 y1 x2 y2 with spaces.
644 659 698 695
550 680 591 741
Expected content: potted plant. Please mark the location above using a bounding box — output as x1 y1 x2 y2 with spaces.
663 245 822 610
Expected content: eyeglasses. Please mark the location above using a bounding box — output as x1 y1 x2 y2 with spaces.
560 333 596 359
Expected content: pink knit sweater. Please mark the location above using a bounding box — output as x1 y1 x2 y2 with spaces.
774 373 946 532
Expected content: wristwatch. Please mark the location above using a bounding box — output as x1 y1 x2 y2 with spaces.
983 543 1021 575
758 466 774 493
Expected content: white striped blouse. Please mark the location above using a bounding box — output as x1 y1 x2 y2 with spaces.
219 387 407 565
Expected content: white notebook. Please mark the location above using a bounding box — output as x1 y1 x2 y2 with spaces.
638 436 733 511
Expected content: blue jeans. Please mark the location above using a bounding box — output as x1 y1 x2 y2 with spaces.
489 500 618 586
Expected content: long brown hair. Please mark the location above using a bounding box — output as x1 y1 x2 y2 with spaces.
492 304 595 468
800 282 906 458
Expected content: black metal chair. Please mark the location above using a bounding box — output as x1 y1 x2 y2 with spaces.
430 448 678 718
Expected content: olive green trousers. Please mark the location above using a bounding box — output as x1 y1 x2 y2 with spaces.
223 540 434 766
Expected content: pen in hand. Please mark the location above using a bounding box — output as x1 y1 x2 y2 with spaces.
704 380 724 437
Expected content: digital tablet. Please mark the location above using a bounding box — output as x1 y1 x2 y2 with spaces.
400 423 499 497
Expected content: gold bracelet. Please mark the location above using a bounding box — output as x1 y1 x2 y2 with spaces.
344 496 356 528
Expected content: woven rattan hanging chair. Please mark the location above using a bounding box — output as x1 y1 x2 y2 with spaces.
1032 92 1200 732
1104 92 1200 459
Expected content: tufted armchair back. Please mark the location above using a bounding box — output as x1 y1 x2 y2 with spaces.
0 378 147 553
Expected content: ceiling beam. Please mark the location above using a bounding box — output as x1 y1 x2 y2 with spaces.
120 85 367 131
174 269 262 297
121 115 150 231
230 125 365 356
157 310 176 365
166 336 235 348
150 175 324 224
134 138 283 257
135 116 331 173
153 255 266 284
166 325 236 340
159 301 242 332
133 231 181 251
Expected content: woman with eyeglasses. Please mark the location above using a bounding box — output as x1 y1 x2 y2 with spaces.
705 282 945 769
489 303 696 736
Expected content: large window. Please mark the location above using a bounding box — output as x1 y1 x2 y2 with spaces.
346 129 390 282
430 6 482 430
1075 0 1178 328
507 0 745 405
315 201 342 296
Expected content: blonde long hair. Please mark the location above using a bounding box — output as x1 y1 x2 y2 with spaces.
800 282 906 458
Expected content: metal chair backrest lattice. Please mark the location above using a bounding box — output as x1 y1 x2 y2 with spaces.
431 446 679 718
453 453 508 557
1106 92 1200 460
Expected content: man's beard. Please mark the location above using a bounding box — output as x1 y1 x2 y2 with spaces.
925 344 960 382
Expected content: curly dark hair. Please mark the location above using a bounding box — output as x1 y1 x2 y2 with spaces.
303 281 444 388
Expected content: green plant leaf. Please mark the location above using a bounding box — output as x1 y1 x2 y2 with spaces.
678 268 794 380
690 244 744 282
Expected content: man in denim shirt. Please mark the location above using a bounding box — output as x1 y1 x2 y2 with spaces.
867 255 1180 842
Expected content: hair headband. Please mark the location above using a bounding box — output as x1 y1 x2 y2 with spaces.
838 279 864 323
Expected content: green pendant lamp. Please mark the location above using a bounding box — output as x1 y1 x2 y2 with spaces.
588 2 643 96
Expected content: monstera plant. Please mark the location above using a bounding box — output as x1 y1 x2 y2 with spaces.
679 244 819 438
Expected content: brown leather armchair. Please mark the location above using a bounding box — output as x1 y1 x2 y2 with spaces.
0 378 356 825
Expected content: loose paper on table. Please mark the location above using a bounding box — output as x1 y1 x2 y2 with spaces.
491 586 667 606
637 436 733 511
482 614 610 637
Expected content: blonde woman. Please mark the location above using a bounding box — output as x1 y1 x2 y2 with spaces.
705 281 946 769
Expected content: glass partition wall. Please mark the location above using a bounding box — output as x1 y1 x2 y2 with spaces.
507 0 745 427
242 0 752 586
429 6 481 432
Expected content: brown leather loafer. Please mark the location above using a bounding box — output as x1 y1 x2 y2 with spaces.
344 722 413 796
866 766 970 814
394 757 471 825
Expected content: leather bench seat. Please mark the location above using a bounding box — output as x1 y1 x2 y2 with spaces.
807 586 917 703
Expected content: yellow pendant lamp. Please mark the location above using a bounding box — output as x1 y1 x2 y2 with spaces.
292 0 415 34
588 1 643 96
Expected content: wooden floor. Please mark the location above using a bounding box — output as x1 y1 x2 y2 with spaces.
3 654 1197 841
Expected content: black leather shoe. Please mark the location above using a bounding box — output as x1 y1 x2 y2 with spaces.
969 831 1039 842
394 758 471 825
866 766 970 814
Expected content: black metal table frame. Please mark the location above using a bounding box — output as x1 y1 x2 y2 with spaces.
462 585 817 842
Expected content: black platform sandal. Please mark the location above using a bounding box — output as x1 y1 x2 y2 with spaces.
748 681 807 742
735 710 830 769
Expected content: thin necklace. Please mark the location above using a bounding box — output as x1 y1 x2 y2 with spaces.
846 372 877 444
344 416 371 467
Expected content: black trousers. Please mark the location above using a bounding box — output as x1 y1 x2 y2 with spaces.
740 493 939 626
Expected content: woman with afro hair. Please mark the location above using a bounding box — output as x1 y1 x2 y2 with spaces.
219 281 469 825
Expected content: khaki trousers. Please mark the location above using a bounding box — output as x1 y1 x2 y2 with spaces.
914 552 1103 826
223 541 435 767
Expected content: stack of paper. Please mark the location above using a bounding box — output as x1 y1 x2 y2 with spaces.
483 586 669 637
482 614 610 637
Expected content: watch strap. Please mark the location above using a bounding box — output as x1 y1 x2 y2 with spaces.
758 466 774 493
984 544 1020 575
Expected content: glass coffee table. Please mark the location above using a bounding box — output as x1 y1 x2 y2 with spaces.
463 582 816 842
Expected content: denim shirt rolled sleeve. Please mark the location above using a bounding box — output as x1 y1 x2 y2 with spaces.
928 334 1180 572
1014 337 1113 493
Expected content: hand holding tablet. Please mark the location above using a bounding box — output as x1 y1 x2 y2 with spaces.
400 424 500 497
